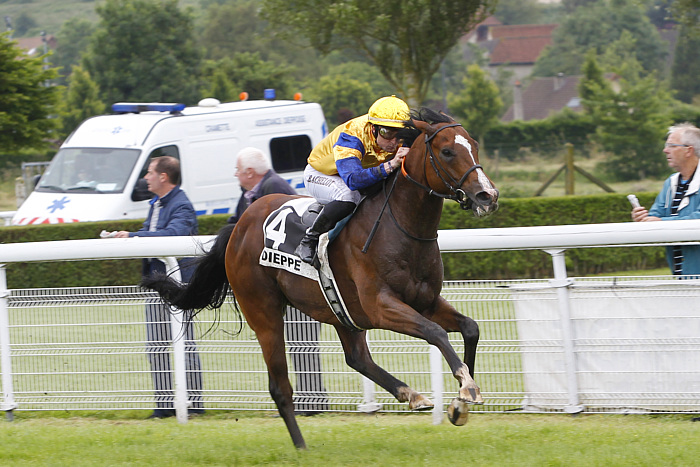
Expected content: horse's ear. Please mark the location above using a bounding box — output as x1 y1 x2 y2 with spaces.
413 119 437 137
439 111 456 123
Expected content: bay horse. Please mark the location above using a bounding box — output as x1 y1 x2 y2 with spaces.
142 108 499 449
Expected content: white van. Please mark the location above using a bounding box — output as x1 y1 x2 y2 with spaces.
12 95 327 225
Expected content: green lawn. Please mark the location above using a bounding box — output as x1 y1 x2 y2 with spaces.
1 412 697 466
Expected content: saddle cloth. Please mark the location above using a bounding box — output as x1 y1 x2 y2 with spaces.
259 198 364 331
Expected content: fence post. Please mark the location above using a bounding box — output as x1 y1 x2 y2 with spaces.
162 257 189 424
0 265 18 420
545 249 584 414
429 345 444 424
565 143 575 195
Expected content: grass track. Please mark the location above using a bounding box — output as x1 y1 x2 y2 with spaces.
1 412 698 466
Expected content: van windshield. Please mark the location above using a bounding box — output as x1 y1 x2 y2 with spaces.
36 148 141 194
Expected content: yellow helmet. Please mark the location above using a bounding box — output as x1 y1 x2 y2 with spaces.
367 95 410 128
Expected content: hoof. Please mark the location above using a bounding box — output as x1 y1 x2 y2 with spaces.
409 394 434 411
447 398 469 426
460 385 484 405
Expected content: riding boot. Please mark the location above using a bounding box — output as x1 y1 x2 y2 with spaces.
295 201 355 266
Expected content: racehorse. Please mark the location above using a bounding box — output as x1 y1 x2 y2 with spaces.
142 108 499 449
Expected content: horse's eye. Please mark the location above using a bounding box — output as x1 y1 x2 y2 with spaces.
441 148 456 158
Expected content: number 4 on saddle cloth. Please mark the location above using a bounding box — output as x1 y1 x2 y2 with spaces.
260 198 364 331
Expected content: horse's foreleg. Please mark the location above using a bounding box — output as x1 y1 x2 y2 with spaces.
374 297 483 407
423 322 483 406
427 296 481 395
335 327 434 411
431 298 480 378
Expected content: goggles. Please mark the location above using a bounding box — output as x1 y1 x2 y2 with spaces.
377 126 400 140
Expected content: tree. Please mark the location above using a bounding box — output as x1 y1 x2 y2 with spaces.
670 0 700 33
0 32 60 153
200 52 295 101
57 66 106 140
670 25 700 103
13 12 37 37
448 64 502 147
580 53 673 180
533 0 667 77
578 49 608 115
319 60 395 99
198 0 323 84
51 18 95 86
493 0 547 25
201 68 237 103
260 0 497 106
84 0 203 105
306 75 374 126
646 0 677 29
561 0 599 13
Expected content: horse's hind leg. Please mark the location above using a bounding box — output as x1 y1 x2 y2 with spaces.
335 326 434 411
237 295 306 449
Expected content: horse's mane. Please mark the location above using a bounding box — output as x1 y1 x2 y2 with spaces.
397 107 456 147
359 107 456 198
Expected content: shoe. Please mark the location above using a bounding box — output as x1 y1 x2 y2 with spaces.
147 409 176 419
295 207 339 265
692 416 700 422
295 234 320 265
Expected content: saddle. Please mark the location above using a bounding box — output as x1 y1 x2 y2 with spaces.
259 198 364 331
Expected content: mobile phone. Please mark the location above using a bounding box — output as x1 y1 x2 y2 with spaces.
627 194 641 208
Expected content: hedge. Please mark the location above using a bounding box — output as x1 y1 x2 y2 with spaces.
0 215 230 289
438 192 665 279
1 192 666 288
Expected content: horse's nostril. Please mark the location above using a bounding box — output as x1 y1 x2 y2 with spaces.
476 192 492 204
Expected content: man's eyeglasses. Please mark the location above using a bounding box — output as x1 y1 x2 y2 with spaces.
377 126 399 140
664 143 690 148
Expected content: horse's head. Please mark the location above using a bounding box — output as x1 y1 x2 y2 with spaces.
402 109 499 217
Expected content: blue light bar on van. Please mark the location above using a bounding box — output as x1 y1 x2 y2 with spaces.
112 103 186 114
264 89 276 100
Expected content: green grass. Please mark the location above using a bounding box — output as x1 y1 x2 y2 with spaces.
481 151 663 199
1 412 698 466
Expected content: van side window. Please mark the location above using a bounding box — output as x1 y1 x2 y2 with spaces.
137 145 181 180
269 136 312 174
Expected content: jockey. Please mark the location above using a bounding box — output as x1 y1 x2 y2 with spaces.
295 95 411 265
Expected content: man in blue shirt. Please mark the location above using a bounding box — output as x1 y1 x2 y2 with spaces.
114 156 203 418
632 123 700 275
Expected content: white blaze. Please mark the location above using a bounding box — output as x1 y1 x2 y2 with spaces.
454 134 495 192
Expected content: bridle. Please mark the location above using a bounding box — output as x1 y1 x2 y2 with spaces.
362 122 482 252
400 122 482 211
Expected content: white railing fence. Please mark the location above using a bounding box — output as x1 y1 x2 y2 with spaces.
2 220 700 423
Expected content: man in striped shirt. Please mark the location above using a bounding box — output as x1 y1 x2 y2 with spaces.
631 123 700 275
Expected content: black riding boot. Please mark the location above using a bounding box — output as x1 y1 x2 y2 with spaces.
295 201 355 265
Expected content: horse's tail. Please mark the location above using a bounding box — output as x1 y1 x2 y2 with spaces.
141 223 235 313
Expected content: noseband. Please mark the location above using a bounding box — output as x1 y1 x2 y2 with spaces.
401 123 482 210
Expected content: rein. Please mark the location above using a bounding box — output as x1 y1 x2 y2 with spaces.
361 172 437 254
400 122 482 211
